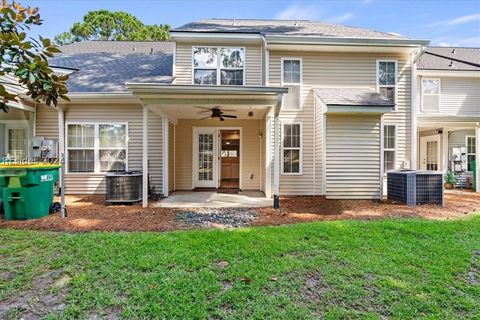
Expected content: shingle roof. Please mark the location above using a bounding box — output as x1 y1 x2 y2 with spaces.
50 41 174 92
418 47 480 71
174 19 408 39
314 88 395 106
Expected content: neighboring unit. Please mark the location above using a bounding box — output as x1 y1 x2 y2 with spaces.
1 19 479 207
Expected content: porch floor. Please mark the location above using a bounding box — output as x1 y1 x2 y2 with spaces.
155 191 272 208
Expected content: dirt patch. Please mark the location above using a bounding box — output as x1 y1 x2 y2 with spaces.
301 271 327 302
255 189 480 227
0 269 70 320
0 190 479 232
467 250 480 285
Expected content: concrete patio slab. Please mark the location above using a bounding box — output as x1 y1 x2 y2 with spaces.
155 191 272 208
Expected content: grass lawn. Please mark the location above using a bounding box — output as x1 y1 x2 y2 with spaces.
1 216 480 319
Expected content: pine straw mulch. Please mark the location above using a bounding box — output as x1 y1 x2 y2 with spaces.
0 190 479 232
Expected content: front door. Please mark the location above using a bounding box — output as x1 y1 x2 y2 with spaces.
193 128 218 188
420 135 440 171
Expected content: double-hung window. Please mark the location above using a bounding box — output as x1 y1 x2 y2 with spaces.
466 136 476 172
377 60 397 103
281 58 302 111
383 125 396 172
422 78 440 112
67 123 127 173
193 47 244 85
282 123 302 174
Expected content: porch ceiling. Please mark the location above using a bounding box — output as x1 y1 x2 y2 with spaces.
149 104 269 120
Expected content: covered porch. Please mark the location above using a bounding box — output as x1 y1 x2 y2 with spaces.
417 116 480 191
125 84 288 208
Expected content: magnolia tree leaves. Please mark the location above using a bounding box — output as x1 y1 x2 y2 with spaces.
54 10 170 45
0 0 69 112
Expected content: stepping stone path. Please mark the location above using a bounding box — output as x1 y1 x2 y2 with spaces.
175 208 257 228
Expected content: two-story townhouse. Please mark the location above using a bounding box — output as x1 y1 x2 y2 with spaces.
6 19 476 209
416 47 480 188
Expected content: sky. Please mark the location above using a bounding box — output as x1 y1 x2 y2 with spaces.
22 0 480 47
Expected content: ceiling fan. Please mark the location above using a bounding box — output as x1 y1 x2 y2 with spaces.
195 106 237 121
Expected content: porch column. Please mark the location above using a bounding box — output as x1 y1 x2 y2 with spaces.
162 116 169 197
273 94 283 209
142 105 149 207
442 128 449 172
476 126 480 192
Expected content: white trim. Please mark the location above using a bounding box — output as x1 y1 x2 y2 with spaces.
281 121 303 175
191 46 246 86
383 123 398 173
173 123 176 191
442 128 449 172
376 59 398 109
313 96 316 195
273 116 280 198
65 122 129 174
420 78 441 112
265 49 270 86
280 57 303 111
418 70 480 77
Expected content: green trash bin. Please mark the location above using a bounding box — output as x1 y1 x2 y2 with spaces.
0 164 61 220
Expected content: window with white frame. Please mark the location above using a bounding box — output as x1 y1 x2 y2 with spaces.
377 60 397 103
467 136 476 172
193 47 244 85
384 125 396 172
422 78 440 112
282 123 302 174
281 58 302 111
67 123 127 173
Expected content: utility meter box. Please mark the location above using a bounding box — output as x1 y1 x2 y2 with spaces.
31 136 58 159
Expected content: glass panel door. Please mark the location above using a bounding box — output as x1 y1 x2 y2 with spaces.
194 129 218 188
426 141 438 171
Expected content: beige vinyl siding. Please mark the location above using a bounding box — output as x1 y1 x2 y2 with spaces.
174 42 262 86
35 103 164 194
325 115 381 199
174 119 262 190
417 76 480 116
268 51 410 195
448 129 476 150
35 105 59 139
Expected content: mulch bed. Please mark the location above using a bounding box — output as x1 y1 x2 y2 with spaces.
0 190 479 232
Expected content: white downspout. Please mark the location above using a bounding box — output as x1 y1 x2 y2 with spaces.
411 46 425 169
142 105 149 208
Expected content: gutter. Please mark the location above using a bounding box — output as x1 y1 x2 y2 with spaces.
266 35 430 47
125 83 288 95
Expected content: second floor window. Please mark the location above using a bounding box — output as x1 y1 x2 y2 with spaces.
281 58 302 111
422 78 440 112
377 60 397 103
193 47 244 85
